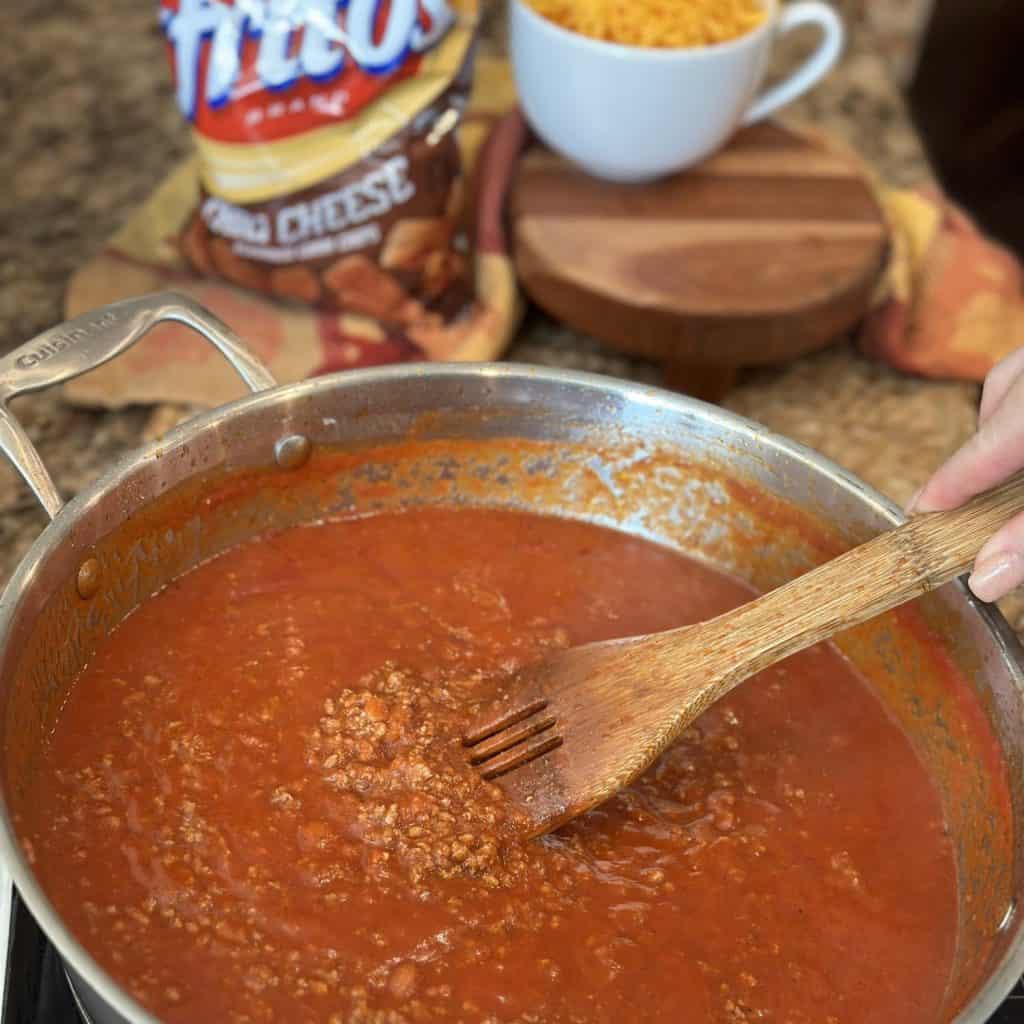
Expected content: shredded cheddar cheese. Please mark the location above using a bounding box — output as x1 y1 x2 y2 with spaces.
526 0 766 47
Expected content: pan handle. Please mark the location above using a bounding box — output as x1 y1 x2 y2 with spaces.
0 291 277 520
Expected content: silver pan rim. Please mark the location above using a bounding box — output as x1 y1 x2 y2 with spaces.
0 361 1019 1024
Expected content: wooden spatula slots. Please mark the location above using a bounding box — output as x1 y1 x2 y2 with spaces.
464 475 1024 838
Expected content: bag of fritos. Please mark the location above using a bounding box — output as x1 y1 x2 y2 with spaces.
160 0 480 338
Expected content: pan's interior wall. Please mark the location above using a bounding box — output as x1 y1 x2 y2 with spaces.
1 401 1019 1018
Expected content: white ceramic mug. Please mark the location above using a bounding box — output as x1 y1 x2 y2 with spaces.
510 0 845 182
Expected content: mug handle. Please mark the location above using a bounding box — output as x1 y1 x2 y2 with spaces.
741 1 844 126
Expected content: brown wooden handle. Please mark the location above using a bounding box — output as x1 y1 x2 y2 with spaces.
688 473 1024 695
901 472 1024 584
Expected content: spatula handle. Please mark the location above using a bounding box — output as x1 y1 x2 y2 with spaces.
702 473 1024 690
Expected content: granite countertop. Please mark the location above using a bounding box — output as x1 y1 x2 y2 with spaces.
0 0 997 622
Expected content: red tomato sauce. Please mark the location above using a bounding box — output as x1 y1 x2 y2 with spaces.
21 508 956 1022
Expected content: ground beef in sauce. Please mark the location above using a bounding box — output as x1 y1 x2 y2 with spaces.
20 508 957 1023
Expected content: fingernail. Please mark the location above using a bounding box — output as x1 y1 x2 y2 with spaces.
904 486 923 514
969 553 1024 603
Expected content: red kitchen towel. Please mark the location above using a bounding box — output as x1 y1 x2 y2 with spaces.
862 185 1024 379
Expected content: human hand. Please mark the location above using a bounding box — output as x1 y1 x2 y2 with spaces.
909 347 1024 603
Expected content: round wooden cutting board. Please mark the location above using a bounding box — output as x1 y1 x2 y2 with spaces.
511 121 890 399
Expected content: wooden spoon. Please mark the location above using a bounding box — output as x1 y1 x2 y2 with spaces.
464 474 1024 837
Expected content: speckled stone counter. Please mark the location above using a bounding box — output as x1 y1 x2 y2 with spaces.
0 0 1006 627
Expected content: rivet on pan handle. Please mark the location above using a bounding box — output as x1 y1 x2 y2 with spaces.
0 292 277 520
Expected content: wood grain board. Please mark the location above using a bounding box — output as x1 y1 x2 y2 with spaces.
512 122 890 397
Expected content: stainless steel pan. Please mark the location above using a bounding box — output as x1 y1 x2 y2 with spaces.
0 292 1020 1023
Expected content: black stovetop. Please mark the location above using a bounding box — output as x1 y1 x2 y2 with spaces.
2 890 1022 1022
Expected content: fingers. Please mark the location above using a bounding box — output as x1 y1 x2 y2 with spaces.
909 346 1024 603
969 510 1024 603
911 373 1024 513
980 347 1024 425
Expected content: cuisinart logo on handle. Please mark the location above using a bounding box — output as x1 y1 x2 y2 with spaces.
16 311 120 370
